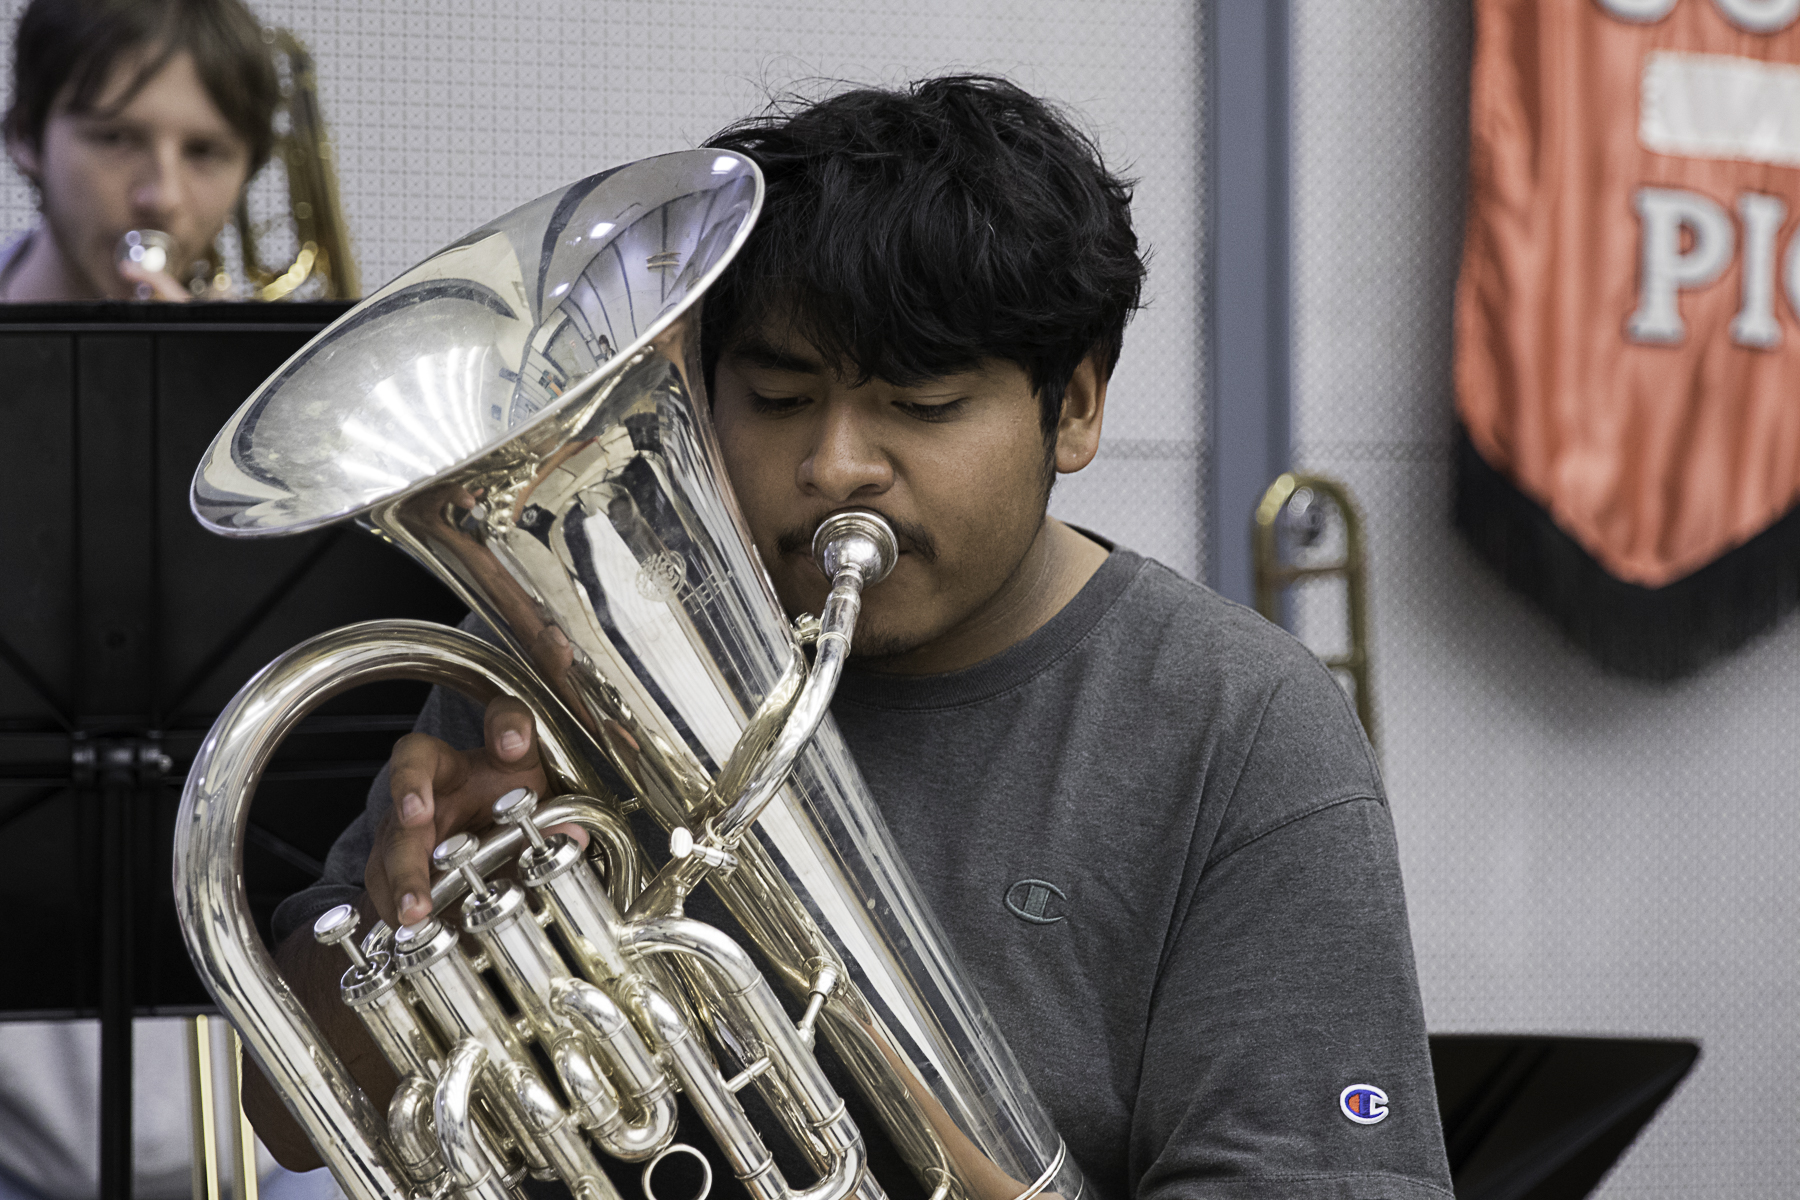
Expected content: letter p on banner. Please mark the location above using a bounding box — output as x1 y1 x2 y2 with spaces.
1629 187 1734 342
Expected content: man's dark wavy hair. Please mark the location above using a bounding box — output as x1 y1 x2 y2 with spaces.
5 0 279 175
703 75 1146 436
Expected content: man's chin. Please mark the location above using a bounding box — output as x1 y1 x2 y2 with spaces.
773 573 929 662
844 622 932 665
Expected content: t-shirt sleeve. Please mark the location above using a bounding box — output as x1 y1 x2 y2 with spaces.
1130 665 1453 1199
269 682 488 943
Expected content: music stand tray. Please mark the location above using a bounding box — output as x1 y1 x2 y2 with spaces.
1432 1033 1700 1200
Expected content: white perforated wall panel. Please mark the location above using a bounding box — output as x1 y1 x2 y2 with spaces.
0 0 1206 580
1292 2 1800 1195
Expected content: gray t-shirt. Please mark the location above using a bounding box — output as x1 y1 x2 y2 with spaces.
275 546 1452 1200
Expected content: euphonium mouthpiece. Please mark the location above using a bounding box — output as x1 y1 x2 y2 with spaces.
812 510 898 585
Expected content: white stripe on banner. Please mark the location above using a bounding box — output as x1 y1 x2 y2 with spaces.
1642 51 1800 168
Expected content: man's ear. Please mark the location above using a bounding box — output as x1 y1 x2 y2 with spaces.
1052 353 1108 475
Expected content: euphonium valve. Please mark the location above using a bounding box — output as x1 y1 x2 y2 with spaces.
299 656 873 1200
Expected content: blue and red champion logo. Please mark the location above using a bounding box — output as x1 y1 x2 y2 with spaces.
1339 1084 1389 1125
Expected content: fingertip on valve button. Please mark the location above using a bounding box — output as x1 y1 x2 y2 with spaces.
394 917 442 948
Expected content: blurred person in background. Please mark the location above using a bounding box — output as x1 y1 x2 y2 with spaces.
0 0 278 302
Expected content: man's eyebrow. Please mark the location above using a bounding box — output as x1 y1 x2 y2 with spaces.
724 335 827 374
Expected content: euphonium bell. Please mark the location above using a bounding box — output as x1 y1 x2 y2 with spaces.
178 150 1084 1200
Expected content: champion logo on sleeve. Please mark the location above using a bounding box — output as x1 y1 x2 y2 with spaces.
1339 1084 1389 1125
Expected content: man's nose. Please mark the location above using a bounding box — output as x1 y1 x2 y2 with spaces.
799 402 892 501
130 142 185 221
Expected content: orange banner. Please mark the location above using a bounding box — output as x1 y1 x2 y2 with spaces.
1456 0 1800 587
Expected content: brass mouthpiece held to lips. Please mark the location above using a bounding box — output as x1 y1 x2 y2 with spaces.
811 510 898 586
116 230 177 300
117 229 174 276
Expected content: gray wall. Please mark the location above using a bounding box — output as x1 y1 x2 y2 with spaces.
1291 2 1800 1195
0 0 1207 581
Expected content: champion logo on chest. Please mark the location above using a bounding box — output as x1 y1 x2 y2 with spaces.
1004 878 1069 924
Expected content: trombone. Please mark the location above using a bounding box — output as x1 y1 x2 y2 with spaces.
233 30 359 300
1252 472 1376 748
187 1015 259 1200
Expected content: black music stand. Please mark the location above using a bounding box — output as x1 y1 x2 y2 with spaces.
1431 1034 1700 1199
0 302 466 1200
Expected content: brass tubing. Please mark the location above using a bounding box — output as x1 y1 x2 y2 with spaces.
1252 472 1377 747
386 1074 448 1188
434 1041 511 1200
174 621 617 1200
188 1016 221 1200
223 1027 260 1200
552 980 678 1160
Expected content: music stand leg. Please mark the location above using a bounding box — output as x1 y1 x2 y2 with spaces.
99 774 135 1200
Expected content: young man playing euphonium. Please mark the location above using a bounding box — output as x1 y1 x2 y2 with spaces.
254 76 1454 1200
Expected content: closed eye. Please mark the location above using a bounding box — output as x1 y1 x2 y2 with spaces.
897 397 968 423
747 391 809 416
81 126 138 150
186 138 239 166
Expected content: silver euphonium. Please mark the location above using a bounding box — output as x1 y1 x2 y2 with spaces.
177 151 1085 1200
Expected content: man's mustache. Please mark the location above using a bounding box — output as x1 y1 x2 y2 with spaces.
775 510 938 566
